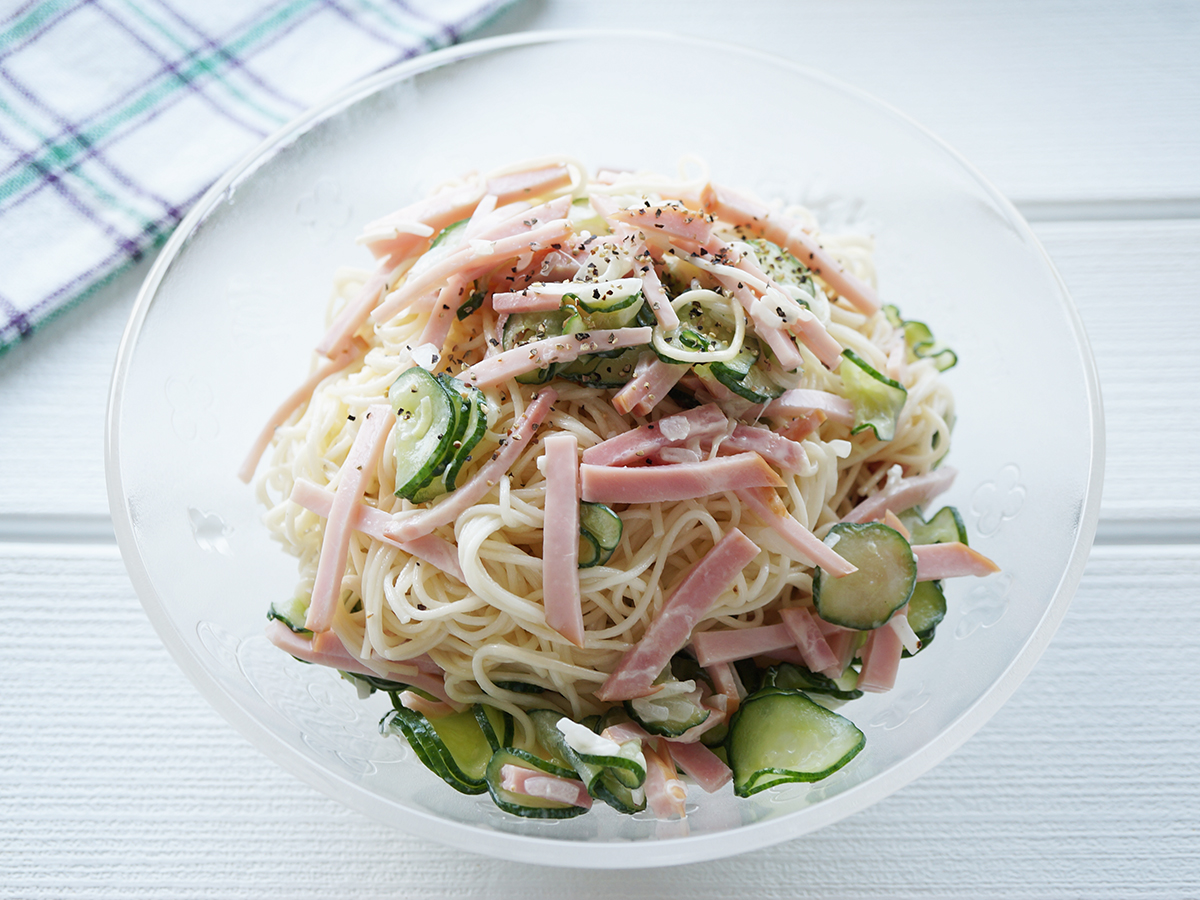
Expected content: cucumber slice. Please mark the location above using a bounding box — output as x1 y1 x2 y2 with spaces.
901 505 968 546
474 703 515 752
762 662 864 701
502 309 571 384
744 237 815 297
267 595 311 635
455 288 485 321
578 502 622 568
571 279 643 314
558 348 641 388
903 580 947 657
440 378 492 492
379 705 490 794
624 676 710 738
484 748 591 818
702 336 786 403
592 770 647 814
388 367 462 501
813 522 917 630
431 217 469 249
840 348 908 442
726 687 865 796
883 304 957 372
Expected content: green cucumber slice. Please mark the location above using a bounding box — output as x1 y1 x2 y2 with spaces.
474 703 515 752
903 580 947 657
502 309 571 384
840 348 908 442
578 502 622 568
267 595 311 635
440 378 492 492
558 348 641 388
571 280 643 314
813 522 917 630
624 677 710 738
379 705 490 794
762 662 864 701
744 237 815 298
455 288 485 321
900 505 968 546
431 217 469 249
484 748 590 818
727 687 865 796
388 367 462 501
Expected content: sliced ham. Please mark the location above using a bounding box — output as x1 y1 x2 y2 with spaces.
735 486 856 576
705 661 746 715
499 764 592 810
913 541 1000 580
668 739 733 794
462 326 651 388
305 404 396 633
882 508 911 540
486 164 573 203
360 182 483 260
384 389 557 543
699 183 880 315
610 354 690 417
238 338 365 483
581 453 782 505
289 479 465 583
718 424 807 473
711 272 804 371
476 195 572 242
691 622 794 667
611 202 713 245
633 243 680 330
542 433 584 647
265 619 460 708
316 262 400 358
858 624 903 693
786 307 844 370
417 274 470 353
581 403 728 467
594 527 760 702
371 218 572 325
779 606 841 677
491 288 565 314
841 467 958 524
398 690 455 718
642 741 688 820
766 389 855 427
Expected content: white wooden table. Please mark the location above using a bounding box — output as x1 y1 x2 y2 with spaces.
3 2 1198 896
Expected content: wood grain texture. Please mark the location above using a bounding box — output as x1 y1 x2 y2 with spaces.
2 545 1195 898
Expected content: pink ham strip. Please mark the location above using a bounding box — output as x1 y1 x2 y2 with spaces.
718 424 807 474
821 628 859 676
362 182 484 259
491 288 564 313
384 389 557 543
316 261 397 358
632 244 680 329
700 183 880 315
611 203 713 245
371 218 572 325
238 339 365 483
841 467 958 523
595 527 760 702
305 404 396 633
542 433 584 646
417 274 469 353
668 739 733 794
463 193 499 238
705 661 745 714
477 195 572 242
858 625 903 693
781 411 824 442
736 486 856 576
499 765 592 810
264 620 460 708
581 453 783 505
643 741 687 820
692 623 795 667
766 389 855 427
711 272 804 371
486 164 572 203
611 353 689 417
779 606 842 677
787 310 844 370
289 479 465 583
882 509 911 539
913 542 1000 580
461 326 652 388
581 403 727 467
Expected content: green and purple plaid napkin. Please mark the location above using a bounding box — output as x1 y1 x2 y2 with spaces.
0 0 519 353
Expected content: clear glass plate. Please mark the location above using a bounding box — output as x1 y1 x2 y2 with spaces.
106 31 1104 867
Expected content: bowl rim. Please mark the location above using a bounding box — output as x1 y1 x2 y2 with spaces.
105 27 1105 868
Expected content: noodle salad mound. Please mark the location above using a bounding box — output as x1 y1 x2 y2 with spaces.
242 158 998 820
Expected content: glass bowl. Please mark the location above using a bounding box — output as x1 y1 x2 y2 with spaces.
106 30 1103 867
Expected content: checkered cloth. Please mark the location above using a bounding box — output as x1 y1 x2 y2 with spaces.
0 0 520 354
